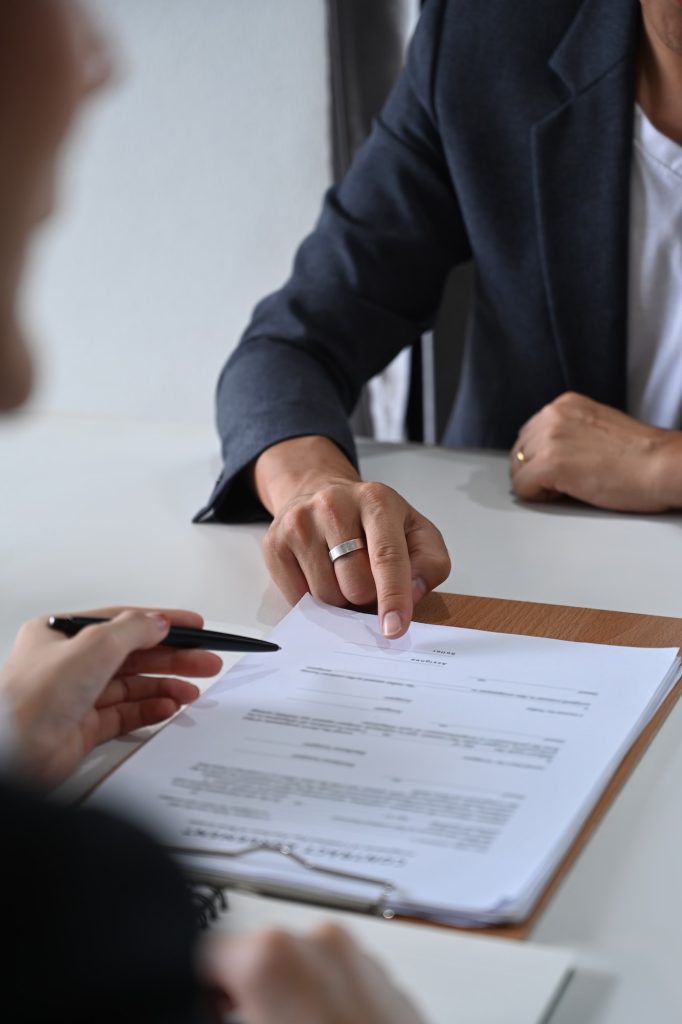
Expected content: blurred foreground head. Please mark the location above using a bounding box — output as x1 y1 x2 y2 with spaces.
0 0 111 411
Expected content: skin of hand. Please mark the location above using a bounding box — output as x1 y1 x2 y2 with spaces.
201 923 426 1024
510 391 682 512
253 435 451 640
0 607 222 786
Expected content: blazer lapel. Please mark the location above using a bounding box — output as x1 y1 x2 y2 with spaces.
532 0 639 408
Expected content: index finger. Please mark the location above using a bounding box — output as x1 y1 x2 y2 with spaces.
361 503 412 639
54 606 204 629
27 606 205 650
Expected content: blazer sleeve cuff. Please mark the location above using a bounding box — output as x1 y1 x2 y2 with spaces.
193 404 359 524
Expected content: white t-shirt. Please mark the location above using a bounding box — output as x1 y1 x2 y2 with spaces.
627 105 682 428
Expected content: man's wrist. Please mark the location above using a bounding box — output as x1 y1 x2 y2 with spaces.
252 436 360 516
649 429 682 510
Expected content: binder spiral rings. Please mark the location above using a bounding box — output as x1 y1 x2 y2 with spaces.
175 840 397 920
188 882 229 930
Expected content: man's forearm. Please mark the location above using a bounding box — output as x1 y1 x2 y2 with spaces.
652 430 682 510
252 436 361 517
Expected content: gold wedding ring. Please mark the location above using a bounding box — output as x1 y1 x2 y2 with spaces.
516 448 527 463
328 537 367 563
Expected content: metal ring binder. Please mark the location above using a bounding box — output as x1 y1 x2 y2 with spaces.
188 882 229 930
174 840 397 919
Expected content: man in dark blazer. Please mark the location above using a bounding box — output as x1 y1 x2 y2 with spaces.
199 0 682 639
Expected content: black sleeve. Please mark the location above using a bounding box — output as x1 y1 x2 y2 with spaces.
2 779 206 1024
196 0 470 524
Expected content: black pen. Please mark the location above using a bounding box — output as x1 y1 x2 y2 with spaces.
47 616 280 653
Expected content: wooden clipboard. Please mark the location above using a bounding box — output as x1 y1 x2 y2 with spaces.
409 591 682 940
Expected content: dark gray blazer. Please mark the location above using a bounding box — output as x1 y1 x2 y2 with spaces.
197 0 639 523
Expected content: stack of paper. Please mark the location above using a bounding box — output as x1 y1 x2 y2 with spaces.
94 595 680 926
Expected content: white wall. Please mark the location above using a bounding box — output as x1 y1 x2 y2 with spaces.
26 0 330 425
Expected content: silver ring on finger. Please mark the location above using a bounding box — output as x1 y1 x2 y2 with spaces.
328 537 367 564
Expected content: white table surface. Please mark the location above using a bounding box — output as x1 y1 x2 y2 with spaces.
3 411 682 1023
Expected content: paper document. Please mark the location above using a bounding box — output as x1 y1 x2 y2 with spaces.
94 596 680 925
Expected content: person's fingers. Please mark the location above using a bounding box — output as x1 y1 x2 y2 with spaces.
266 501 347 608
65 610 171 688
118 647 223 678
511 393 588 482
202 927 426 1024
510 414 563 498
310 922 426 1024
360 486 413 639
509 441 535 480
310 921 393 989
263 525 313 606
511 457 562 502
309 921 358 960
263 483 446 632
30 606 206 651
200 935 243 992
404 514 451 604
331 544 376 607
510 410 550 481
510 412 542 469
90 690 186 742
95 674 201 709
62 606 205 629
319 489 377 607
294 544 347 606
201 931 303 1019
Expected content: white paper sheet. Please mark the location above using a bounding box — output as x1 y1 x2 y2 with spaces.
94 596 679 925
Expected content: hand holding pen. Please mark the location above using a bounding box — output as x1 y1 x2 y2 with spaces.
48 615 280 652
1 605 276 787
